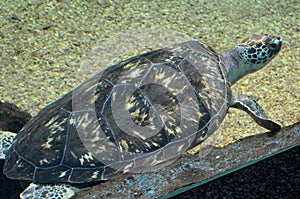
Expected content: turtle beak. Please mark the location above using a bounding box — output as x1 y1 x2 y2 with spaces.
256 34 282 60
270 39 282 56
264 34 282 57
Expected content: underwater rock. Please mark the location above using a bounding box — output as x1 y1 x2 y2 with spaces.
72 122 300 199
0 101 31 133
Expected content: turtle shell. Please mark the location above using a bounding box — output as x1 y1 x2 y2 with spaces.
4 41 231 183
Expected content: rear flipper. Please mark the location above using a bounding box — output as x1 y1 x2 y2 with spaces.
0 131 16 159
230 94 281 136
21 183 79 199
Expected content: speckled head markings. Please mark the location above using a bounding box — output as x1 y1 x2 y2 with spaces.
3 34 282 186
240 34 281 63
224 34 282 84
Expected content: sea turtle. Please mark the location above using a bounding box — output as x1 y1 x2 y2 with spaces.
1 33 282 198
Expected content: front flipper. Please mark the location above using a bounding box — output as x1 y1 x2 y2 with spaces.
21 183 79 199
229 94 281 135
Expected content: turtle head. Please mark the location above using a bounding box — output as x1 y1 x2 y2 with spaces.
226 33 282 84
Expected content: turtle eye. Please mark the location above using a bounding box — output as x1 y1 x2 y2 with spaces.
256 42 262 48
262 37 272 44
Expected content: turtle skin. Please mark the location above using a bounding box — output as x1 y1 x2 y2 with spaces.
4 41 230 183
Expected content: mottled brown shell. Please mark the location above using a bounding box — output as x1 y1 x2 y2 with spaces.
4 41 231 183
